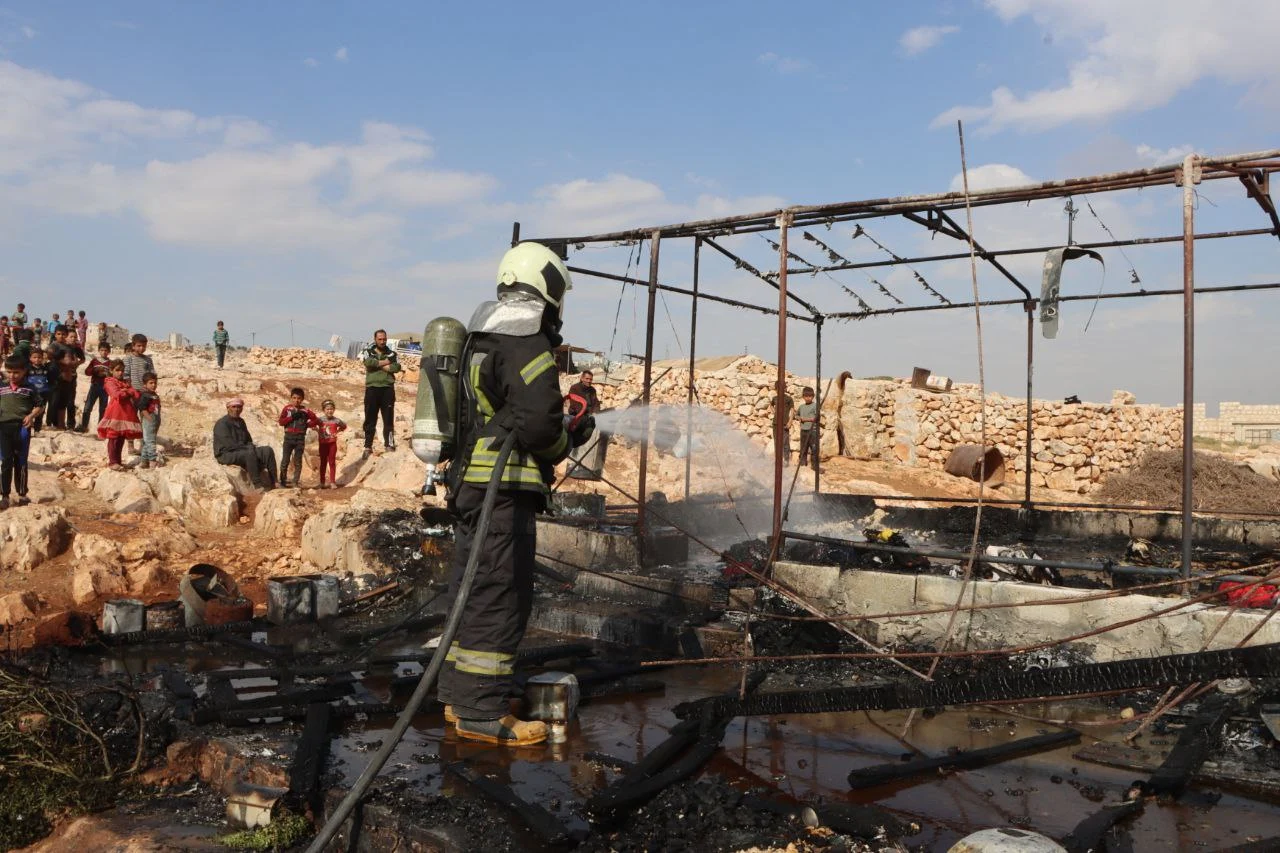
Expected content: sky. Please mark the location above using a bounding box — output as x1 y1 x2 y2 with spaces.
1 1 1278 408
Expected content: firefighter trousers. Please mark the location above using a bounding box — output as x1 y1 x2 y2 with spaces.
438 484 538 720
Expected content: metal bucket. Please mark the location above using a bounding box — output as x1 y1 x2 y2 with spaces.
267 577 314 625
566 431 609 480
944 445 1006 487
102 599 145 635
266 574 341 625
525 671 580 743
179 563 242 627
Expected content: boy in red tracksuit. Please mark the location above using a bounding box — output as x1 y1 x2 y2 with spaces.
314 399 347 489
278 387 317 488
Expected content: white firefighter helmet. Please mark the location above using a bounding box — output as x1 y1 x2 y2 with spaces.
495 242 573 320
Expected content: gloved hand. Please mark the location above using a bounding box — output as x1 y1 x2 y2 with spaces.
570 415 596 448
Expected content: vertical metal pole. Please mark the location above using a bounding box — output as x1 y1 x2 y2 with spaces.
814 316 823 493
1181 154 1199 583
771 213 791 549
1024 300 1035 512
511 222 521 247
685 237 700 500
638 231 661 564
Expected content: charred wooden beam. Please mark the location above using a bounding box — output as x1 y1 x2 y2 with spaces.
1146 698 1233 798
847 730 1080 789
674 643 1280 720
445 762 570 846
286 703 333 814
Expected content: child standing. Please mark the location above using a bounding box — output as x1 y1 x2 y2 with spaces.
122 334 154 455
0 356 45 509
278 387 317 488
315 400 347 489
76 311 88 348
98 360 141 470
0 317 9 360
212 321 230 369
77 343 112 433
137 372 162 469
25 349 51 432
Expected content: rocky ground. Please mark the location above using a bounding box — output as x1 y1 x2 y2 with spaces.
0 343 441 647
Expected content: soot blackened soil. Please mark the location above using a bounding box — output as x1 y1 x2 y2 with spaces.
362 783 526 852
581 778 875 853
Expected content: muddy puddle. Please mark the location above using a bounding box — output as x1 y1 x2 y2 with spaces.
324 662 1279 850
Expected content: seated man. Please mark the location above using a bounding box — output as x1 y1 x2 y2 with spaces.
213 398 278 489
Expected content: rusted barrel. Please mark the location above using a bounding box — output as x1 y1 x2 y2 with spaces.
944 445 1006 487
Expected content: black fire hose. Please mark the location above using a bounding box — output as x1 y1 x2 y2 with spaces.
306 431 517 853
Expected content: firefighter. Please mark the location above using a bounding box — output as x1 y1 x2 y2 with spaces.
440 242 594 745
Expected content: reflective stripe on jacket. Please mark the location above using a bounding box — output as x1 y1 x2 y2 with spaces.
460 330 569 495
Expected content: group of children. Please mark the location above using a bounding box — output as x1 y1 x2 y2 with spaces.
277 387 348 488
0 330 159 507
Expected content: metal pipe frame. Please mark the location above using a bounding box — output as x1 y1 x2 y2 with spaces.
771 214 791 554
1181 155 1198 584
567 264 818 322
825 280 1280 320
530 150 1280 245
784 225 1276 277
685 238 700 500
519 148 1280 568
701 236 821 318
637 231 661 563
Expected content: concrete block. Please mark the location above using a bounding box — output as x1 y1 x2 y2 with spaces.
1244 521 1280 547
1127 513 1182 542
914 574 995 608
834 569 915 617
772 561 840 601
1034 510 1130 540
536 520 639 574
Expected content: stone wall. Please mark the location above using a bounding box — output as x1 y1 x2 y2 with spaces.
244 346 421 377
891 387 1182 493
576 358 1184 494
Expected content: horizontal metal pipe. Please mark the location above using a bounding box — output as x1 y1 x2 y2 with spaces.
826 279 1280 319
835 491 1280 520
780 529 1261 583
531 150 1280 245
566 264 819 322
785 226 1276 277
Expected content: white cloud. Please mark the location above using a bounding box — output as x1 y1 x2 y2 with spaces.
757 51 816 75
947 163 1036 192
0 61 497 256
523 172 785 237
899 25 959 57
334 46 349 62
223 118 272 147
936 0 1280 132
21 25 35 39
303 57 319 68
1135 143 1194 165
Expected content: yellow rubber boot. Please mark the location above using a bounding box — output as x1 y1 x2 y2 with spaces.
455 714 548 746
443 704 457 725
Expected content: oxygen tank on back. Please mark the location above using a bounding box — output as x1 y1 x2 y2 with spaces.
412 316 467 494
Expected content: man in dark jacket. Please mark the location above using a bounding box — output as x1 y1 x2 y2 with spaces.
361 329 402 459
438 242 593 747
213 398 277 489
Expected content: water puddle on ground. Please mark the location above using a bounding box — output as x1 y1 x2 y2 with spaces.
325 664 1280 850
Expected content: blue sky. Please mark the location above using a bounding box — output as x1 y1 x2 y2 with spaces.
1 1 1277 406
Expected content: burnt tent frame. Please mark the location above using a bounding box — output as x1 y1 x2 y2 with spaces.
524 149 1280 577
